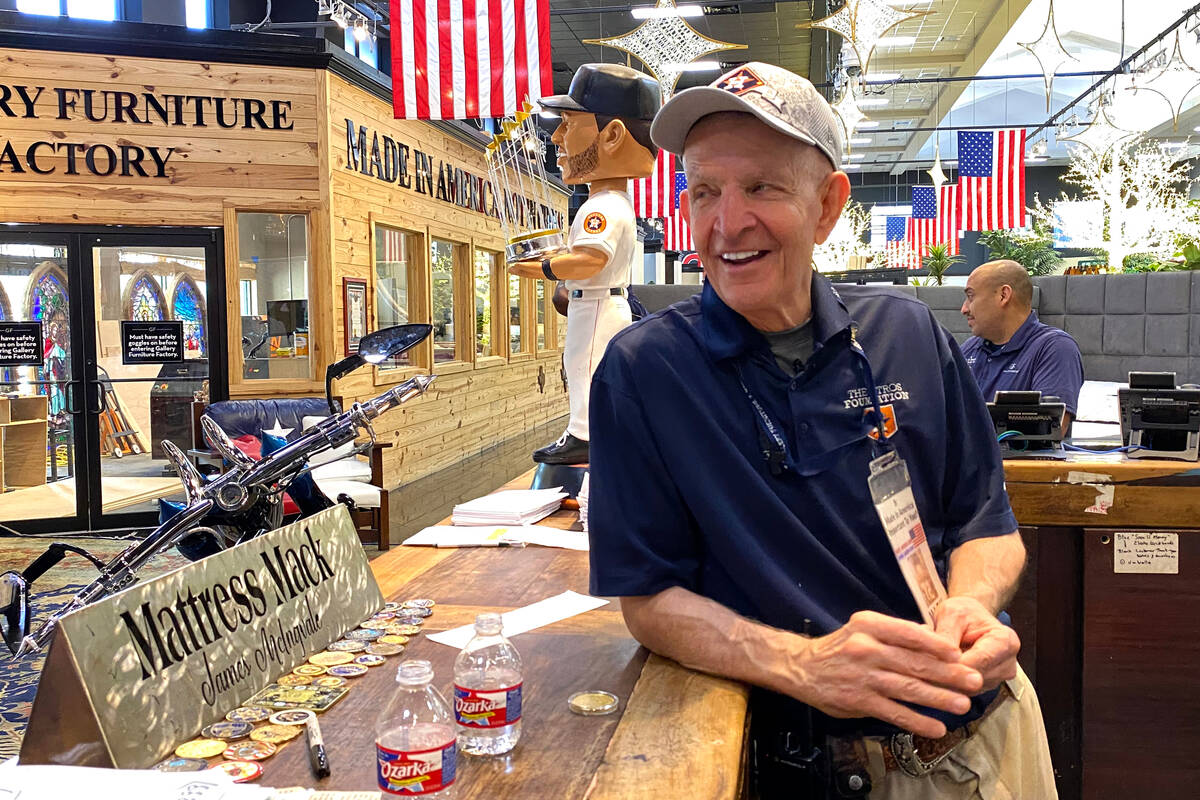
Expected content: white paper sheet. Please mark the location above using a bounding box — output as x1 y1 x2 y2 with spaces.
0 762 268 800
426 590 609 649
403 525 588 550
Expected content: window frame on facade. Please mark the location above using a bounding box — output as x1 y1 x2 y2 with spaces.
427 228 472 373
471 245 506 368
534 278 559 357
371 216 430 383
225 205 321 394
508 272 531 362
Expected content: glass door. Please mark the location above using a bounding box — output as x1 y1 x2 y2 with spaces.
0 235 86 532
81 231 226 531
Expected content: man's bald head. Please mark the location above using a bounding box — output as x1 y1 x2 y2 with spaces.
973 260 1033 310
961 259 1035 344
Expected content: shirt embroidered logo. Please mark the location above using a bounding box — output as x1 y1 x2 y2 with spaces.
866 404 898 439
716 68 765 95
583 212 607 234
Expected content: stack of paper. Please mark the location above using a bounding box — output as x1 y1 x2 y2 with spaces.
451 487 567 526
403 525 588 551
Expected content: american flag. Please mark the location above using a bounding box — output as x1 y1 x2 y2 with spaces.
885 215 917 269
906 185 961 257
663 212 692 252
632 152 676 219
957 129 1026 231
390 0 551 120
379 226 408 263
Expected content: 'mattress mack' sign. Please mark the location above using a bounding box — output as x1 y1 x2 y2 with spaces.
22 504 382 769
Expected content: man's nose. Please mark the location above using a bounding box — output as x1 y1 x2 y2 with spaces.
961 298 970 316
712 190 756 240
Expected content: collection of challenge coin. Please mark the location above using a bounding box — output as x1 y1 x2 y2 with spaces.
158 598 436 782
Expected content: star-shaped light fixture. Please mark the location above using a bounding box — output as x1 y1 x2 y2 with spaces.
832 78 869 146
1123 31 1200 130
584 0 746 96
927 143 947 188
798 0 928 76
1019 0 1078 112
1058 102 1140 160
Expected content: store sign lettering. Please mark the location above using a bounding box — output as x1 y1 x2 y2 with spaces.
0 83 294 179
344 118 563 231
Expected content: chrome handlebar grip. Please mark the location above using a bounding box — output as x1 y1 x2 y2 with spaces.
202 415 255 470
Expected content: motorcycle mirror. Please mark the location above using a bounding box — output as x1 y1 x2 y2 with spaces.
324 324 433 413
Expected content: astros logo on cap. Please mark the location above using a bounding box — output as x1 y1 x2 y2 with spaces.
584 212 606 234
717 67 765 96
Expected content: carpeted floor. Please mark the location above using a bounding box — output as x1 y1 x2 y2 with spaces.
0 536 191 761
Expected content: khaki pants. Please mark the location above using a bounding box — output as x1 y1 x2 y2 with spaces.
865 666 1058 800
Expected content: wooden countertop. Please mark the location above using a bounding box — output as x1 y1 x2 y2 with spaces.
1003 455 1200 528
264 470 750 799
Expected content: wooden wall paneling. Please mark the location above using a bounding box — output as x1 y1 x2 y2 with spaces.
324 71 568 489
0 47 322 227
1080 528 1200 799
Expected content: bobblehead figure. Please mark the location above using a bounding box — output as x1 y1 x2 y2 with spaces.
510 64 661 465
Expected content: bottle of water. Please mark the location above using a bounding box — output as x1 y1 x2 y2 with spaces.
453 612 523 755
376 659 457 797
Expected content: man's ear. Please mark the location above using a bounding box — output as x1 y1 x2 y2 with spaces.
680 188 691 226
997 284 1013 306
813 170 851 245
598 118 629 153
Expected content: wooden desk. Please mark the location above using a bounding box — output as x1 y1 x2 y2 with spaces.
1002 455 1200 800
265 472 750 799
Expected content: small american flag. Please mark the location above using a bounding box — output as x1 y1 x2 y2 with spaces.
958 129 1026 231
632 152 676 219
885 215 917 269
907 185 961 257
663 212 692 252
390 0 551 120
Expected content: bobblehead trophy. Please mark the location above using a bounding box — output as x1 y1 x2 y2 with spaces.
508 64 661 476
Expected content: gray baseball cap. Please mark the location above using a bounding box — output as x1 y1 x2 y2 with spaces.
650 62 843 169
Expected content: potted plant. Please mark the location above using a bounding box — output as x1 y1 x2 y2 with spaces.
919 243 962 286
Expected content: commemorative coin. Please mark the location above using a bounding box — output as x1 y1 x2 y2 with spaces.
390 624 422 636
269 709 316 726
155 757 208 772
402 598 435 609
327 639 368 653
354 654 386 667
366 642 404 656
276 674 312 686
226 706 272 723
249 724 304 744
292 664 327 676
210 760 263 783
398 606 432 618
223 741 277 761
392 615 425 627
378 633 411 645
175 738 227 759
200 720 253 740
326 663 369 678
345 628 384 641
382 601 402 611
313 676 347 688
309 651 355 667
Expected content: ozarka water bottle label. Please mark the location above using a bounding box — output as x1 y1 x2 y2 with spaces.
453 682 523 728
377 741 456 795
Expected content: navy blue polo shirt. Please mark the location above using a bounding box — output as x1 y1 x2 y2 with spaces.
588 276 1017 734
961 311 1084 415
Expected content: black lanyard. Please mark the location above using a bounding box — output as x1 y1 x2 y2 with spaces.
733 326 889 476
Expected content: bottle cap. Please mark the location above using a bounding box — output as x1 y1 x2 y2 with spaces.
567 690 619 716
475 612 503 635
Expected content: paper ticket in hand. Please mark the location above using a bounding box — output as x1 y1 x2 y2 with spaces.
867 452 947 624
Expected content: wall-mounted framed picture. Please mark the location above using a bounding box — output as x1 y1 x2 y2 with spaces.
343 277 369 355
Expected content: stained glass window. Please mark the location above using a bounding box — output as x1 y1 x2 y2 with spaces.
172 278 206 357
31 268 69 416
32 272 66 322
130 275 164 321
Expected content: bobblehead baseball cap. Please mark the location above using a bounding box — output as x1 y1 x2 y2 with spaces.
538 63 661 121
650 62 842 169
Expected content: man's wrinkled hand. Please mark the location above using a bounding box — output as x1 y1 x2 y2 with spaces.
933 596 1020 690
791 610 983 739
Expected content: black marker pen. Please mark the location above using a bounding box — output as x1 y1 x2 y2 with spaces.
307 715 331 779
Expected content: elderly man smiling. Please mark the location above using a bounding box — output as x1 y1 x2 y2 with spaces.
586 63 1058 799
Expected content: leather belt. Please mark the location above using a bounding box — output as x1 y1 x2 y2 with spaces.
569 287 625 299
834 682 1013 780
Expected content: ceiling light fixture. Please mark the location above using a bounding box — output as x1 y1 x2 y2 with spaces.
864 72 902 82
876 35 916 47
353 18 369 41
855 120 881 129
856 97 890 107
850 137 872 145
631 4 703 18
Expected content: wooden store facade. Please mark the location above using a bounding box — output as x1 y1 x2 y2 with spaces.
0 17 570 535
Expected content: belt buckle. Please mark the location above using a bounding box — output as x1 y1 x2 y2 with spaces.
889 732 950 778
